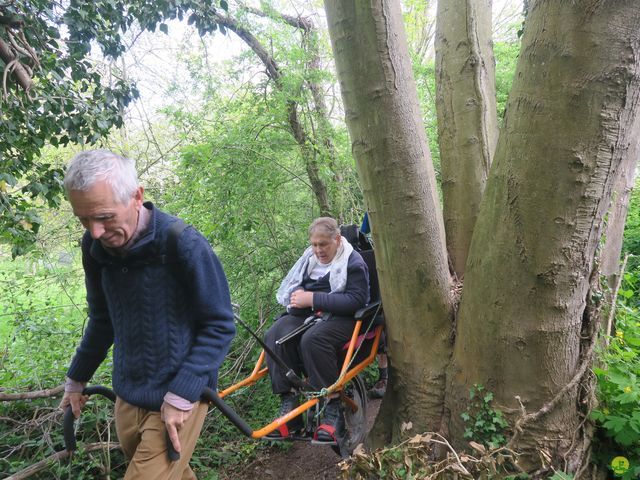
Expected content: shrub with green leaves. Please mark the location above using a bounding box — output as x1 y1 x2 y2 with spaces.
591 269 640 479
461 384 509 449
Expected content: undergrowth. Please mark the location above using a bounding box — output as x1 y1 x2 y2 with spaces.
590 268 640 479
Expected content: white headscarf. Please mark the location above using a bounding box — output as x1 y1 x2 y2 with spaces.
276 236 354 307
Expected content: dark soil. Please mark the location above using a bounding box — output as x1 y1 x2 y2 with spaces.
221 398 381 480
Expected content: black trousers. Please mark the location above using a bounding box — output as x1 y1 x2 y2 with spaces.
264 313 355 394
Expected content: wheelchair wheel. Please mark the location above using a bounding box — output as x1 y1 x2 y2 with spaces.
335 373 368 457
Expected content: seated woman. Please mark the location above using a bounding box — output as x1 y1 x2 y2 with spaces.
264 217 369 442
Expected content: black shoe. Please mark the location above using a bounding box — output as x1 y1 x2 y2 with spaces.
266 393 303 439
369 378 387 399
314 398 344 443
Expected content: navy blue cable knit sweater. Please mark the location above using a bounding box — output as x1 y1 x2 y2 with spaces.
66 203 236 411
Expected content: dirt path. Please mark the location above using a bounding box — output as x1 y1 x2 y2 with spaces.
225 399 381 480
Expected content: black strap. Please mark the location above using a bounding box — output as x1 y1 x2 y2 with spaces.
100 218 189 268
162 218 188 264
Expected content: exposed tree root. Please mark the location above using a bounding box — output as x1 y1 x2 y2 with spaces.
507 330 598 449
506 264 605 475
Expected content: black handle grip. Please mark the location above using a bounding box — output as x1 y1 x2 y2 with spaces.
165 430 180 462
63 386 116 452
202 387 253 437
63 405 77 452
63 385 179 461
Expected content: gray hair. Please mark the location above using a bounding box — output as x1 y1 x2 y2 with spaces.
64 150 139 204
308 217 340 238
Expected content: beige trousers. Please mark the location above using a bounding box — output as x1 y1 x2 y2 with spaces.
115 397 208 480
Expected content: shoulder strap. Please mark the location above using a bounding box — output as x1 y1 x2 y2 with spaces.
101 218 189 268
163 218 188 263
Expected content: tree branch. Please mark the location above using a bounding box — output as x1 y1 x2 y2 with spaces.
0 36 32 93
211 11 331 215
0 384 64 401
5 442 120 480
236 2 313 31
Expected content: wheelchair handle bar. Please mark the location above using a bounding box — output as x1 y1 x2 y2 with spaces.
201 387 253 437
63 385 181 462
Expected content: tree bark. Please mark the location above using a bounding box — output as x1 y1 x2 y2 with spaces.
447 0 640 472
435 0 498 277
0 36 32 93
600 137 639 287
324 0 453 446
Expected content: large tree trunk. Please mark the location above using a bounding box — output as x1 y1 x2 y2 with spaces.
435 0 498 277
447 0 640 473
600 138 639 287
324 0 453 445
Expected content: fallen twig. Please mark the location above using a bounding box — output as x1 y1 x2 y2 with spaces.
5 442 120 480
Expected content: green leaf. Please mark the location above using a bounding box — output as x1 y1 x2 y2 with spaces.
549 472 574 480
604 416 628 433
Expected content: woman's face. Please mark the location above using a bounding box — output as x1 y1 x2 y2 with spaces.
310 232 341 264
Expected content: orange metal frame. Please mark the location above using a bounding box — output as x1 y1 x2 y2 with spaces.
218 321 383 439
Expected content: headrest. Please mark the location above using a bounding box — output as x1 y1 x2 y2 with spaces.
340 224 373 252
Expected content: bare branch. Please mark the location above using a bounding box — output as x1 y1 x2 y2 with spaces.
0 37 32 93
236 2 313 31
0 384 64 401
5 442 120 480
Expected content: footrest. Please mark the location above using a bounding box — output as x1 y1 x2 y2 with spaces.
310 438 338 446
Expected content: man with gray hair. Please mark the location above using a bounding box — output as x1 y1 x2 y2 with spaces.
59 150 235 479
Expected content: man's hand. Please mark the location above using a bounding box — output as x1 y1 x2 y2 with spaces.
289 289 313 309
59 391 88 418
161 401 194 454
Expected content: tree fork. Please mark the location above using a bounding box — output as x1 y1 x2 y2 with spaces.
448 0 640 472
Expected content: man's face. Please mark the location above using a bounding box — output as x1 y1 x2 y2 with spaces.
69 180 143 249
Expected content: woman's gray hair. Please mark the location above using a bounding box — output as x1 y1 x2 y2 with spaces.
308 217 340 238
63 150 139 204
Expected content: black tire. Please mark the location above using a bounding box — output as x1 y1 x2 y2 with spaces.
333 374 368 457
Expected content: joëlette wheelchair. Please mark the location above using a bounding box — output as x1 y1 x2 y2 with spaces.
213 226 384 457
63 225 384 460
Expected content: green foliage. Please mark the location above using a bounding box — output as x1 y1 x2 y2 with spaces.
494 41 520 122
548 473 574 480
0 0 141 255
461 384 509 449
161 25 362 327
591 268 640 478
0 0 233 255
0 396 128 479
0 251 90 388
622 185 640 270
412 59 441 184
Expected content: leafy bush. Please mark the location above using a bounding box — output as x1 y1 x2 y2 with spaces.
461 384 509 449
591 269 640 479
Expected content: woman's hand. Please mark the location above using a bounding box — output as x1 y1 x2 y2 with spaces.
289 289 314 309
